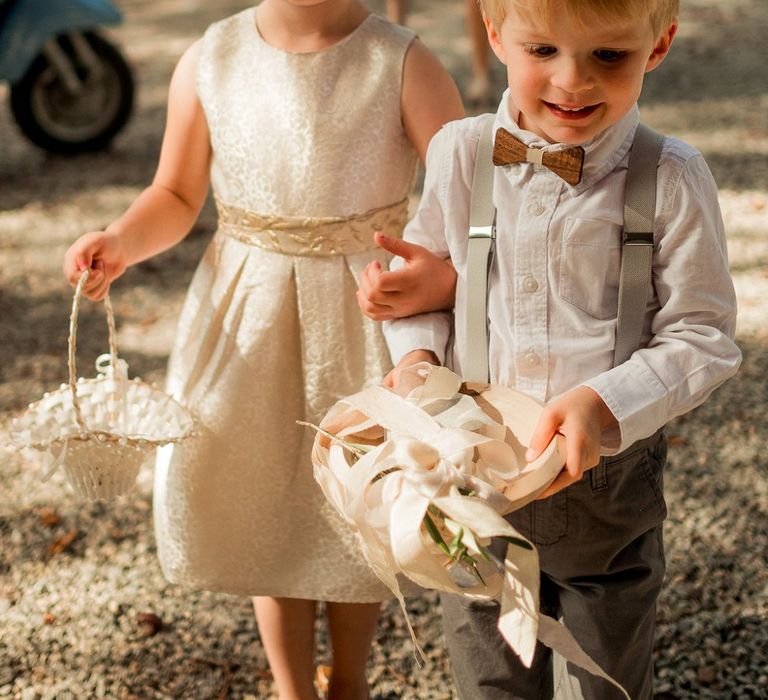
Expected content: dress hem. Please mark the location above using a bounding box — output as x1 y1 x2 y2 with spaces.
160 568 394 604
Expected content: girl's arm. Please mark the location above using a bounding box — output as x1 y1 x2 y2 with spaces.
356 39 463 320
63 39 212 300
401 38 463 163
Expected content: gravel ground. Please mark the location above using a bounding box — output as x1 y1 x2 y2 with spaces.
1 1 767 698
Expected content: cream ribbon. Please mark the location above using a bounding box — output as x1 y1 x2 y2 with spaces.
308 364 629 698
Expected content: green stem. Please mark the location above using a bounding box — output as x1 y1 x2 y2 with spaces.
423 513 452 558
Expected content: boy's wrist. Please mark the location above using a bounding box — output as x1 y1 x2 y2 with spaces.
580 386 618 432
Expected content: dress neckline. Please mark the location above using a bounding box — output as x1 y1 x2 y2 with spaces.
251 8 374 56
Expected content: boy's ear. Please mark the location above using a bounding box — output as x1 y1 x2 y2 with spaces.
645 22 678 73
484 14 508 66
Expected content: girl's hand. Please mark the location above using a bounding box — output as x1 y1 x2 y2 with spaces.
356 233 457 320
318 350 439 448
383 349 439 389
63 230 129 301
526 386 618 499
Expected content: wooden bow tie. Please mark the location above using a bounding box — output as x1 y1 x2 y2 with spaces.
492 127 584 186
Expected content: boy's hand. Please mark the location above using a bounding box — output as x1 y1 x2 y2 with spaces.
383 349 439 389
526 386 618 499
356 232 457 320
63 230 129 301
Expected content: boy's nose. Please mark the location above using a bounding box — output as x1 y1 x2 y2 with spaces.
550 57 594 94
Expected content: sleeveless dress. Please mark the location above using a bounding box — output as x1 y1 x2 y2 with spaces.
152 8 418 602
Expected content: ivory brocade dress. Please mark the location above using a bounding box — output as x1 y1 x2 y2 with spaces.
153 9 418 601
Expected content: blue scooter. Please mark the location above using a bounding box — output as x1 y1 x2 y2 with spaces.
0 0 134 153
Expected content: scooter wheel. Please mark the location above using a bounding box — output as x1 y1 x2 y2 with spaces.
9 31 134 154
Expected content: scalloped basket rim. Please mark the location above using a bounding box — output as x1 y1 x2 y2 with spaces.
9 375 194 450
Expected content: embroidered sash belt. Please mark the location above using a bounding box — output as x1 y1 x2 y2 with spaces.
216 196 410 257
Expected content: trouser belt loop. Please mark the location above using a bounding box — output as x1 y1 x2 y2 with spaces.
590 459 608 491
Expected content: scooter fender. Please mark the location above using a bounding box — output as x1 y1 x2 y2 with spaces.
0 0 122 83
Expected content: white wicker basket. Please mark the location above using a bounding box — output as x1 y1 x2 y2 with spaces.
9 270 194 500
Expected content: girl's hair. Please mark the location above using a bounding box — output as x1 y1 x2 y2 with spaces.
478 0 679 35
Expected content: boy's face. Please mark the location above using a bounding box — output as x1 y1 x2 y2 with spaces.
486 8 677 144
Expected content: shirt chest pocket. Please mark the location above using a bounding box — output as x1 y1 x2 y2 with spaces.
558 217 622 320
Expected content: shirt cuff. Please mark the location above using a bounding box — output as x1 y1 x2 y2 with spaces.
582 362 669 454
383 313 452 366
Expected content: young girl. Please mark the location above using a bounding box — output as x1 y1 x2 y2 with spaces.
63 2 463 698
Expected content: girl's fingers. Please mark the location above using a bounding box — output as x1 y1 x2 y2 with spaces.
64 237 101 286
360 263 386 296
87 279 110 302
85 269 104 290
87 260 105 283
375 268 415 294
361 261 408 296
361 260 382 285
373 232 421 261
359 261 394 301
369 309 396 321
84 264 110 301
355 290 395 320
64 253 86 285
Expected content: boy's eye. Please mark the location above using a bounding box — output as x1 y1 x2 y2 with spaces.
593 49 627 63
524 44 557 58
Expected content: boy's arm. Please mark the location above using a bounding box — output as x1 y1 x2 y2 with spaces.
582 151 741 453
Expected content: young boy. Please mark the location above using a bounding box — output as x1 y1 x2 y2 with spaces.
359 0 741 697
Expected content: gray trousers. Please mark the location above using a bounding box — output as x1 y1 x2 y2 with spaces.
442 433 668 700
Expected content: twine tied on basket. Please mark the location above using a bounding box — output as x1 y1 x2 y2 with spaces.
8 270 194 500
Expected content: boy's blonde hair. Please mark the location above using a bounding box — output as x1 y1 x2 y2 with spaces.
478 0 679 36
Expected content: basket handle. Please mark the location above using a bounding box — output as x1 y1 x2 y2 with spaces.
68 269 119 430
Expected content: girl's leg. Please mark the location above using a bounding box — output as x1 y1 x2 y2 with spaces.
386 0 408 24
325 602 381 700
464 0 492 103
253 596 319 700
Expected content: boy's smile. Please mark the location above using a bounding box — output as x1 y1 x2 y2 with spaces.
543 101 601 119
486 8 677 145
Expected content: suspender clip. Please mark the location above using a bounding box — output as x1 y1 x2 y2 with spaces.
622 231 654 245
469 224 494 239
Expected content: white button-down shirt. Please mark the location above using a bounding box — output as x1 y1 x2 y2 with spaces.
384 91 741 454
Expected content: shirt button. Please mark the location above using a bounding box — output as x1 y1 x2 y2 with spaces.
522 276 539 293
528 202 545 216
524 351 540 366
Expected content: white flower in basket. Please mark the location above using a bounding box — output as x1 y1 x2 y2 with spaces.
305 363 629 698
8 270 194 500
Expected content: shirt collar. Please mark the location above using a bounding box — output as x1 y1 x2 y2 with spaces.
492 89 640 192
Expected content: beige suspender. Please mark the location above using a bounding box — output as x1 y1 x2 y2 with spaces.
614 123 664 365
463 120 663 383
464 115 497 384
